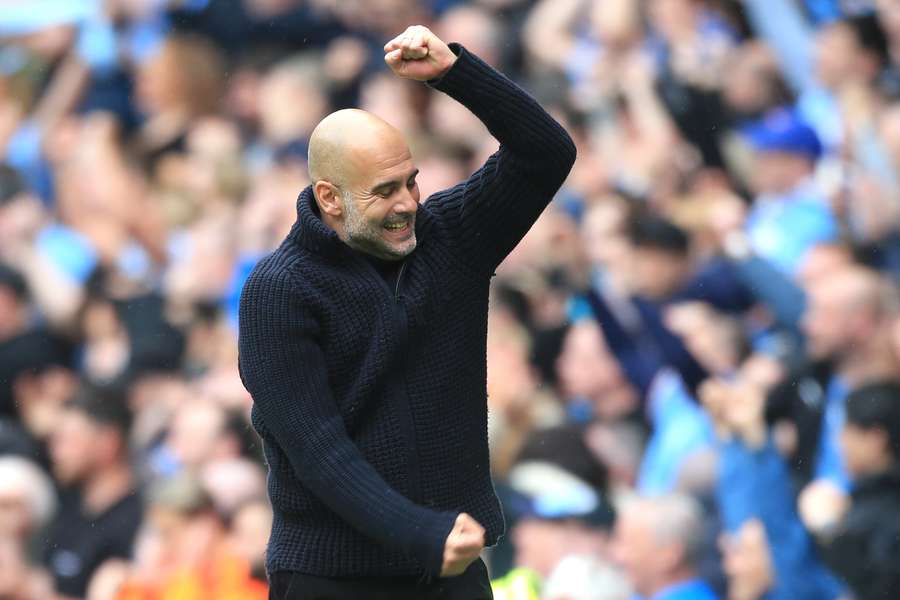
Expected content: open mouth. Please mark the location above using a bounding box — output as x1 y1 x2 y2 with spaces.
383 218 413 238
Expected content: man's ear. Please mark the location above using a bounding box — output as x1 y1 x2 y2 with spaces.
313 181 343 217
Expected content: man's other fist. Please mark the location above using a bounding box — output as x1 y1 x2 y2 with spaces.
440 512 485 577
384 25 458 82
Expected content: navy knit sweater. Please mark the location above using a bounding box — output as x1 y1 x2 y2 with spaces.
238 44 576 578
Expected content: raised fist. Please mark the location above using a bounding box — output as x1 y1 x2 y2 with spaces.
384 25 458 82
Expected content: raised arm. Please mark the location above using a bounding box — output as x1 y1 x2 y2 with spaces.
741 0 816 94
384 26 577 273
238 265 458 576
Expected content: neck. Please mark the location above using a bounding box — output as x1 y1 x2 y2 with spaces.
857 456 896 481
82 461 133 515
837 344 895 387
645 568 698 599
319 210 344 240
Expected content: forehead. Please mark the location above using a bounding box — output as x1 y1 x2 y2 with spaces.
819 22 855 46
58 409 97 433
616 508 650 538
345 132 414 187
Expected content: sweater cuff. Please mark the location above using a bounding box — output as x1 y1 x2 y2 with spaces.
412 510 458 577
426 43 494 100
426 43 464 88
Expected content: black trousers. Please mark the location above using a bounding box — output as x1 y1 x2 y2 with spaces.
268 559 493 600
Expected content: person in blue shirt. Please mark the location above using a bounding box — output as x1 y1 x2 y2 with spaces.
741 109 838 277
741 1 887 155
717 437 845 600
805 381 900 600
611 494 718 600
802 266 898 491
705 360 846 600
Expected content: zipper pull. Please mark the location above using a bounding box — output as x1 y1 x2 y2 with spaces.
394 262 407 300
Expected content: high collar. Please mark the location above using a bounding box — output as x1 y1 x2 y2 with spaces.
291 185 348 257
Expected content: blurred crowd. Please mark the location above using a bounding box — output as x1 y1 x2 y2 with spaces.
3 0 900 599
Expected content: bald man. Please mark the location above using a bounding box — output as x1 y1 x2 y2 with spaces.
801 266 899 490
238 25 575 600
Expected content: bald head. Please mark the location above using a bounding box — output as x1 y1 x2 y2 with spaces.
307 109 406 188
805 266 900 360
819 267 891 316
306 109 421 261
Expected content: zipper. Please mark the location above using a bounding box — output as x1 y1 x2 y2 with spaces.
348 254 423 504
395 262 407 299
390 261 424 504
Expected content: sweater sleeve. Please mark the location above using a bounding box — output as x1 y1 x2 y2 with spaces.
424 44 577 273
238 267 457 576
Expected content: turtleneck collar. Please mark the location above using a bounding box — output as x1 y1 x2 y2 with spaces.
290 185 347 257
290 184 427 259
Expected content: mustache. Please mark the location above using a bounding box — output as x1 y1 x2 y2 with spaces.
384 214 415 226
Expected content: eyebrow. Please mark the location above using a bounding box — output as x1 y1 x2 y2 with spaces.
371 169 419 195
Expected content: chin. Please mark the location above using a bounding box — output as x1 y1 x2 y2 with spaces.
385 238 417 259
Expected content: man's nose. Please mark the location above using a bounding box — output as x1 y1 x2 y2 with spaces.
397 188 419 213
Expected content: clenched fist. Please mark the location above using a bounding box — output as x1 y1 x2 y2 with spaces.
441 512 485 577
384 25 458 82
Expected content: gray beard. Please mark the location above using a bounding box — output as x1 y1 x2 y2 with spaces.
342 192 416 260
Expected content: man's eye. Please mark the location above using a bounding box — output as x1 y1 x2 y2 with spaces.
407 179 417 188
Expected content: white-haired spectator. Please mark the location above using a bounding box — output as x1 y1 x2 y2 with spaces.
200 457 266 517
0 458 56 600
612 494 718 600
542 554 633 600
0 456 56 544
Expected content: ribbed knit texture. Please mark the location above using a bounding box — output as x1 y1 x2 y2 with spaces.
238 44 576 578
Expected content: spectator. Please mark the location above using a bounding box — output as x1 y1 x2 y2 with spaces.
556 319 639 422
494 423 615 583
256 53 329 161
0 260 71 419
611 493 718 600
43 385 142 600
134 34 226 170
199 457 266 516
228 497 272 584
707 363 845 600
720 519 774 600
0 456 56 600
0 537 53 600
741 109 837 276
801 267 899 489
626 214 694 304
541 554 633 600
158 400 249 475
112 474 267 600
0 456 56 554
802 380 900 600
